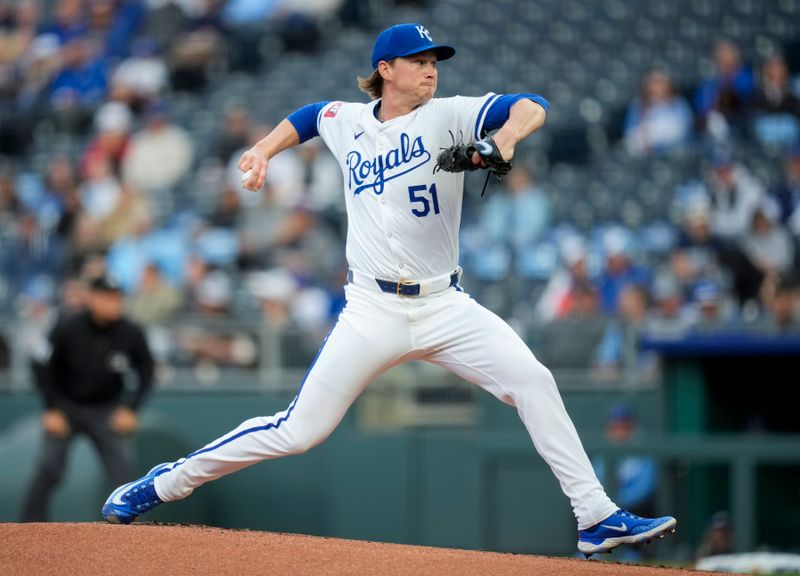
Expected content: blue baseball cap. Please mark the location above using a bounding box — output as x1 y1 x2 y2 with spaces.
709 147 734 168
371 23 455 70
693 280 721 303
608 404 634 422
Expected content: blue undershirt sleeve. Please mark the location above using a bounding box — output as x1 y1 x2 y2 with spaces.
287 101 330 143
481 93 550 135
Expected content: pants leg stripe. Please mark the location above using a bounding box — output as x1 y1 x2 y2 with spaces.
156 328 335 477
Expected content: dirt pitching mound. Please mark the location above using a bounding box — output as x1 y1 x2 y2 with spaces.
1 523 729 576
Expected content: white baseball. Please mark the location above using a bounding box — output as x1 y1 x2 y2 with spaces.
241 169 254 183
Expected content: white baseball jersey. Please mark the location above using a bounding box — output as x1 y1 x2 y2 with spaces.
317 94 500 281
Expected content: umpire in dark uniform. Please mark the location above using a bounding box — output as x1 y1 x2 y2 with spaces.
21 274 155 521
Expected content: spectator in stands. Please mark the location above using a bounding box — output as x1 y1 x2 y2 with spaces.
176 265 259 382
212 103 252 163
296 139 344 216
166 3 223 92
530 277 607 371
694 40 756 141
80 152 123 221
236 181 314 270
15 33 62 117
184 260 227 315
477 164 551 257
2 212 63 294
209 185 241 229
194 220 240 269
88 0 146 63
246 267 298 329
670 195 725 295
598 226 650 314
672 191 772 306
86 0 116 51
624 70 693 157
593 283 657 381
592 404 658 518
757 276 800 334
110 37 169 112
94 183 154 247
44 156 83 243
122 100 194 195
753 55 800 148
688 280 734 332
48 37 109 132
0 1 40 67
276 9 324 55
105 219 173 292
75 157 154 258
772 145 800 227
739 201 795 286
194 267 235 314
703 150 765 241
41 0 88 45
142 0 189 56
534 235 595 323
645 273 693 339
126 262 183 327
81 101 133 177
0 0 42 151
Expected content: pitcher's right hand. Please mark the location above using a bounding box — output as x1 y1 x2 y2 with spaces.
238 145 269 192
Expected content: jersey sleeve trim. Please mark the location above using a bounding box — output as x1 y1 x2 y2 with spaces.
480 93 551 136
474 93 501 141
287 101 330 143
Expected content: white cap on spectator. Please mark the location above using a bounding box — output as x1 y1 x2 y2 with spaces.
684 193 711 222
95 102 133 134
602 226 632 257
197 270 232 308
560 235 586 266
247 269 298 303
29 34 60 61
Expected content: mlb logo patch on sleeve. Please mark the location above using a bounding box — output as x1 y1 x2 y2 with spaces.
325 102 344 118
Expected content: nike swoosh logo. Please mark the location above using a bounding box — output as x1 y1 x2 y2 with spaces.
111 484 131 506
600 522 628 532
354 130 365 140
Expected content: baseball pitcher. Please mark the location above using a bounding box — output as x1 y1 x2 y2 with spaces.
102 23 676 557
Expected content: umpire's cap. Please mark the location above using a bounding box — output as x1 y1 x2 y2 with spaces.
371 23 455 69
88 274 123 293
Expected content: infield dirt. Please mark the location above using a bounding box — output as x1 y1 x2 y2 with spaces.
0 523 737 575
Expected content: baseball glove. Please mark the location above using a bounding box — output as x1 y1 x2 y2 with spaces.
433 130 512 195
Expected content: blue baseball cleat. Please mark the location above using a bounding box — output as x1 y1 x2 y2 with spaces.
101 463 170 524
578 509 677 558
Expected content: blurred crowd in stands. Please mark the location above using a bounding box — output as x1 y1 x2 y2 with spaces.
0 0 799 385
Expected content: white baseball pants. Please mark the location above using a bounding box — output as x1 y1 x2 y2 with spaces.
154 282 617 529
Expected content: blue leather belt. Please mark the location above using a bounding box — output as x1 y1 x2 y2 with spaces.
374 271 460 296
